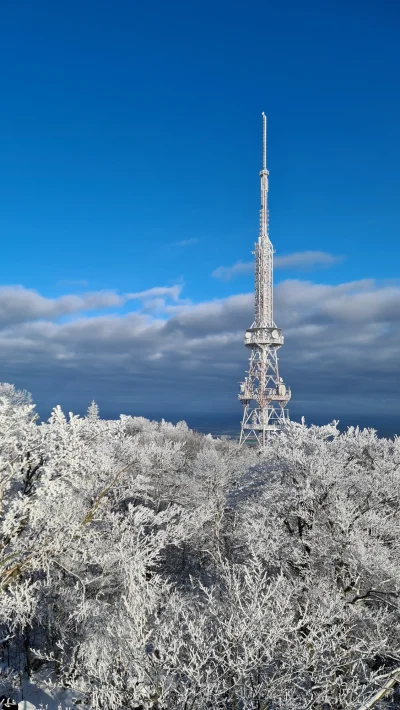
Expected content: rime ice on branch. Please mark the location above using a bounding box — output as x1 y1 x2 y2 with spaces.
239 113 291 449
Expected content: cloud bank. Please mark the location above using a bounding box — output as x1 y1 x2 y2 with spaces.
0 278 399 425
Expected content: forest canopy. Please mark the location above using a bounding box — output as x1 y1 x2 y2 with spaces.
0 383 399 710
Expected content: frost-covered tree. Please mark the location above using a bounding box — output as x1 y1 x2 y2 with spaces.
86 401 100 422
1 383 400 709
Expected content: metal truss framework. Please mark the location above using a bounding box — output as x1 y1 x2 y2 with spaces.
239 113 291 449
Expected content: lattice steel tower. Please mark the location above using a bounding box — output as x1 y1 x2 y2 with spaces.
239 113 291 449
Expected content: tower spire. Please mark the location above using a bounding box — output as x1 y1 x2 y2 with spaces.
262 111 267 171
238 113 291 450
259 112 268 242
255 112 272 327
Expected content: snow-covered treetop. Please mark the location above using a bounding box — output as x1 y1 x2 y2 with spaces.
0 383 399 710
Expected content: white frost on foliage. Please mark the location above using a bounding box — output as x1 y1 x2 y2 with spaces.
1 383 400 709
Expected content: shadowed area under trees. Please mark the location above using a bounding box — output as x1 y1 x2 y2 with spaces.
0 383 400 709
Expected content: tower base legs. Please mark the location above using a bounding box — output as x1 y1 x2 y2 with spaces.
239 404 289 450
239 344 290 450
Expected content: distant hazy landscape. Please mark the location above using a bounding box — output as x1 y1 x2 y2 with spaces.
144 413 400 441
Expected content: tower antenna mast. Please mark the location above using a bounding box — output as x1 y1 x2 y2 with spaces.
238 113 291 449
263 111 266 171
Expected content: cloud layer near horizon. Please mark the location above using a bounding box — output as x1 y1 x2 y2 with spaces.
0 278 399 423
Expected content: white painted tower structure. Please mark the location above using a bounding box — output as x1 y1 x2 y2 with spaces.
239 113 291 448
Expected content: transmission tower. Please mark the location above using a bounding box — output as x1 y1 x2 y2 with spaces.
239 113 291 449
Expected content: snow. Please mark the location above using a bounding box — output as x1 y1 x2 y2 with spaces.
17 677 75 709
1 675 75 710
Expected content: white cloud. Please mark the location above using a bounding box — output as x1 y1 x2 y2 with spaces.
211 261 253 280
275 251 343 269
0 284 187 328
0 286 128 326
126 285 184 302
212 251 342 280
0 278 400 420
171 238 199 247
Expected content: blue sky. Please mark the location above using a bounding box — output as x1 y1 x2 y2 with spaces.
0 0 399 429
